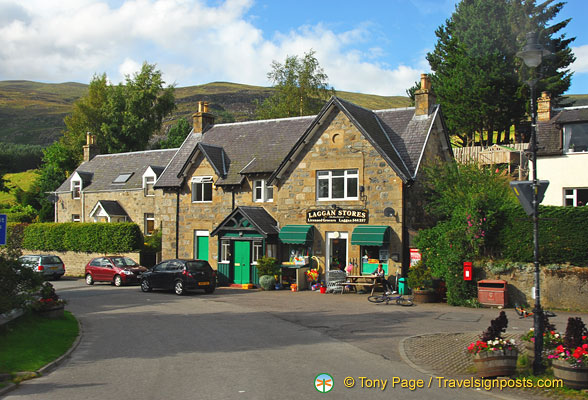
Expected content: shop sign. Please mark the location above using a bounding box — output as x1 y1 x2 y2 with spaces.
306 209 368 224
409 248 422 267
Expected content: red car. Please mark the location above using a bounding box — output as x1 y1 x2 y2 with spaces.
85 256 147 287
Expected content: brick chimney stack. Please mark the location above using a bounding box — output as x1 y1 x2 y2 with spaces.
83 132 99 162
192 101 215 134
414 73 436 116
537 91 552 122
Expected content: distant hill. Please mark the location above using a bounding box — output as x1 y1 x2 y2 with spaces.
0 80 411 146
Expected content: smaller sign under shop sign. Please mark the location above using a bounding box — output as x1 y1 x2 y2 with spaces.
306 209 368 224
463 262 472 281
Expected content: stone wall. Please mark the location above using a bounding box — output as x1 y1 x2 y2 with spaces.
24 250 142 277
480 263 588 312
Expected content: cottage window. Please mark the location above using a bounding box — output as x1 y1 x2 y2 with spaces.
564 188 588 207
144 213 155 235
191 176 213 202
316 169 358 200
71 180 81 199
252 241 263 263
220 240 231 262
253 180 273 202
563 123 588 153
143 175 155 196
72 214 80 222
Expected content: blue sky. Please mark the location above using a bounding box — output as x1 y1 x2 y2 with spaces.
0 0 585 96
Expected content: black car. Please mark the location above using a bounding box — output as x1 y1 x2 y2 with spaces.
140 259 216 295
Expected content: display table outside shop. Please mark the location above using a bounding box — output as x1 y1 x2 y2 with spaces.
340 275 382 295
280 264 309 290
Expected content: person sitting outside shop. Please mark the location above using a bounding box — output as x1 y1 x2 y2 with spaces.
372 264 393 295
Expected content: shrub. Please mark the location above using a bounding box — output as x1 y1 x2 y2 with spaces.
0 255 43 314
407 261 433 290
256 256 279 276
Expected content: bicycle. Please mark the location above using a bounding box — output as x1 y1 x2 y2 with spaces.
367 292 414 306
514 304 556 319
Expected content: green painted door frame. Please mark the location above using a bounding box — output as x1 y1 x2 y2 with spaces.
233 241 251 284
194 230 209 261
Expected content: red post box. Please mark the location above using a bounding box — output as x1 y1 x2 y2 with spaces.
463 262 472 281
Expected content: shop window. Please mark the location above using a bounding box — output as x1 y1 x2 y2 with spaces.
191 176 213 202
143 175 155 197
317 169 358 201
563 123 588 153
252 241 263 263
253 180 273 202
564 188 588 206
72 214 80 222
144 213 155 235
71 180 81 199
220 240 231 262
282 243 311 265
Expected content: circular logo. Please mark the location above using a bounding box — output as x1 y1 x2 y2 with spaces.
314 373 334 393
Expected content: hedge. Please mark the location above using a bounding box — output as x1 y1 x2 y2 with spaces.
22 223 143 253
499 205 588 266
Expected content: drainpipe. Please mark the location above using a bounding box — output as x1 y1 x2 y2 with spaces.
232 191 235 210
81 191 85 222
175 189 180 258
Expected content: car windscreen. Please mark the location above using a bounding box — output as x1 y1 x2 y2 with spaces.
111 257 138 267
186 261 210 272
41 256 61 264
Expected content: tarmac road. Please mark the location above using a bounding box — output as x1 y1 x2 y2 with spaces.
3 278 566 400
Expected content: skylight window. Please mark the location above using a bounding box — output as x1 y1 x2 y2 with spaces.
113 173 133 184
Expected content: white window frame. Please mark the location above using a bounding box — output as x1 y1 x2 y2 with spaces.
71 180 81 199
143 174 156 197
191 176 213 203
563 123 588 154
564 188 588 207
316 169 359 201
144 213 155 235
220 239 231 262
253 179 274 203
72 214 80 222
252 240 263 264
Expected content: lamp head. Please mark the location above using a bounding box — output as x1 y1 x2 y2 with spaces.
517 32 551 68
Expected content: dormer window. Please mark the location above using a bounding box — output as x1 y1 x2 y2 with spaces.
253 180 273 203
563 123 588 153
71 180 81 199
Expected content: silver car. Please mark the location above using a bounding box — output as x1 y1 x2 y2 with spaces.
18 255 66 280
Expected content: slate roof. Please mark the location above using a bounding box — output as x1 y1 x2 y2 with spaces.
210 206 279 238
55 149 177 193
91 200 128 217
536 106 588 156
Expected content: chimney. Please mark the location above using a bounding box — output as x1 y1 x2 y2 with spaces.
192 101 215 134
83 132 99 162
414 73 436 116
537 91 552 122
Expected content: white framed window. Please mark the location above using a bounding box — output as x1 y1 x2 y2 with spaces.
72 214 80 222
220 240 231 262
564 188 588 207
71 180 81 199
252 240 263 264
563 123 588 153
144 213 155 235
253 180 274 202
143 175 155 197
191 176 213 202
316 169 358 201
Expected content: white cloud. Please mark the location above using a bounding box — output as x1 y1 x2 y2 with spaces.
0 0 426 95
571 45 588 74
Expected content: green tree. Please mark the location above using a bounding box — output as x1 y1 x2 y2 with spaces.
256 50 334 119
157 118 192 149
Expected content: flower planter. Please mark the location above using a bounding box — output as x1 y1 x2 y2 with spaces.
35 304 65 319
552 359 588 389
412 289 437 303
524 341 554 367
473 349 518 378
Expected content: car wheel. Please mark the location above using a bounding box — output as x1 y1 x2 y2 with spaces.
204 287 215 294
174 280 185 296
85 274 94 285
113 275 123 287
140 278 152 292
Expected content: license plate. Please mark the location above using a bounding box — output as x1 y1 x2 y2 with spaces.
50 266 58 270
198 281 210 286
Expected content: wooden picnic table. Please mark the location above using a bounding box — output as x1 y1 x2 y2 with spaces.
340 274 382 295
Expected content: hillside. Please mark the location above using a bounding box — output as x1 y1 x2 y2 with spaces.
0 80 411 146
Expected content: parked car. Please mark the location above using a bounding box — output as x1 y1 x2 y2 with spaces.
85 256 147 287
140 259 216 295
18 255 65 280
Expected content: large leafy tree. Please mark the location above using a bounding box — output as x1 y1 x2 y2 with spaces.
256 50 334 119
426 0 575 147
157 118 192 149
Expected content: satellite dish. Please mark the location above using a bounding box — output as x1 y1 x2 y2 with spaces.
384 207 395 217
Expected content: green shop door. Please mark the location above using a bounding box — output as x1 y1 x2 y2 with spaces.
233 241 251 284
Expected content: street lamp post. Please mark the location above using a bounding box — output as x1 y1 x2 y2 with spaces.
516 31 551 375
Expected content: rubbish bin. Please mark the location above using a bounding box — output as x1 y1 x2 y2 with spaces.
398 277 407 295
477 280 508 307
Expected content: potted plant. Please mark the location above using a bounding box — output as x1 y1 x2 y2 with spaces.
30 282 67 319
467 311 518 378
256 256 279 291
520 313 561 366
407 261 436 303
548 317 588 389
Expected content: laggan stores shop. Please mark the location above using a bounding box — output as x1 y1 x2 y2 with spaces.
143 75 454 287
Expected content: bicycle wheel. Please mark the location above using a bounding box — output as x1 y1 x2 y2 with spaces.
396 296 414 306
368 295 386 303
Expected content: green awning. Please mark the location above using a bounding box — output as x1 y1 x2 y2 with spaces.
279 225 314 244
351 226 391 246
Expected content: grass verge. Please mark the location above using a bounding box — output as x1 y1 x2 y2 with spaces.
0 311 78 377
